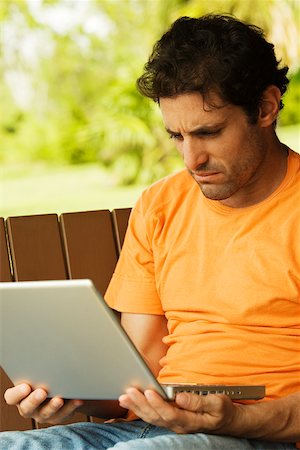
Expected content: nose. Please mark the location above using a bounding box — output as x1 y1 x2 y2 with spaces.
182 137 208 172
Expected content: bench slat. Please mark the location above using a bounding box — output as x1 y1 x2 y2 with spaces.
0 217 12 282
6 215 67 281
60 210 118 295
112 208 131 255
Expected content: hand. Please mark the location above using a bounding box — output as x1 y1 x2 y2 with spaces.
119 388 240 434
4 384 83 425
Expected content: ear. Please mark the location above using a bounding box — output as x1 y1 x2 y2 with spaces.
258 85 281 127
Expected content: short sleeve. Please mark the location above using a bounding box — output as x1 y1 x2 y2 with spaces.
104 200 164 315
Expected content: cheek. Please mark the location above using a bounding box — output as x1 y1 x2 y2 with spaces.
213 143 239 173
226 148 264 183
218 130 258 171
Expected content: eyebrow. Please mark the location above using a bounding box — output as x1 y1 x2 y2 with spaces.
165 121 227 136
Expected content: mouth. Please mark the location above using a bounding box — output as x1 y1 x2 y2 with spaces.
192 172 221 183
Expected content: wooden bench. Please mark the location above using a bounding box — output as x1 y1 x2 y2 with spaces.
0 208 131 432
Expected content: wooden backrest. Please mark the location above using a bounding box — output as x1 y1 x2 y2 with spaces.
6 214 67 281
0 208 131 432
60 210 118 295
0 218 12 283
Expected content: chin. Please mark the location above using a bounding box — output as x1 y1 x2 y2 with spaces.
200 185 236 201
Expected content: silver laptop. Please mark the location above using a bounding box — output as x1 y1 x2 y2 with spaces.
0 279 265 401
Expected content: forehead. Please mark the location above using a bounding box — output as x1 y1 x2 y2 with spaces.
159 92 236 131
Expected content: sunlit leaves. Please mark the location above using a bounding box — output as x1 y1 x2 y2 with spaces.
0 0 299 185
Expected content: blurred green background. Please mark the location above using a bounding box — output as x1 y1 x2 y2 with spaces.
1 0 299 217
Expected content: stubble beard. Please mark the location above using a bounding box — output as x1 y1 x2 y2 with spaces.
192 145 267 203
197 178 238 201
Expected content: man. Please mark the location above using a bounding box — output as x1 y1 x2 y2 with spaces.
1 14 299 450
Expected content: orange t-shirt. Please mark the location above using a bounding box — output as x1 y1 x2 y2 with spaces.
105 150 300 404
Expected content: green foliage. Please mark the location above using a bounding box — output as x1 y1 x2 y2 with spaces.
0 0 299 185
280 69 300 126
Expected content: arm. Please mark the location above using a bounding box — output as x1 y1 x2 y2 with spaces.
119 388 300 442
227 390 300 441
117 315 299 441
4 312 168 424
121 312 169 377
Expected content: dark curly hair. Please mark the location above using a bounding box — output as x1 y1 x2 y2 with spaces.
137 14 289 123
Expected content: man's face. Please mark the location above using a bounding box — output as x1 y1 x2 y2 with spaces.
160 92 268 207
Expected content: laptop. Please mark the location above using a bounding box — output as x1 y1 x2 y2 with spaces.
0 279 265 401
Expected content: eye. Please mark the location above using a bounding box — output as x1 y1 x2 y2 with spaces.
196 129 221 137
169 133 183 141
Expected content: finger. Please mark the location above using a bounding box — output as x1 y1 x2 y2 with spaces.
33 397 65 423
175 393 235 432
144 390 179 421
50 399 84 424
177 392 231 415
144 390 195 432
175 392 208 412
119 388 160 423
36 399 83 424
18 389 48 418
4 384 32 406
119 388 152 412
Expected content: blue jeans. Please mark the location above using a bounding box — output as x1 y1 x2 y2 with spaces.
0 420 296 449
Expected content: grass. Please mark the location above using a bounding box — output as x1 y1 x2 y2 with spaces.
0 163 147 218
0 124 299 219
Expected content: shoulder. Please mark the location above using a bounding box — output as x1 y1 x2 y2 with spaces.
286 149 300 188
288 149 300 168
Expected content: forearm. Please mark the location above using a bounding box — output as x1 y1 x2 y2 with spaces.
230 391 300 442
